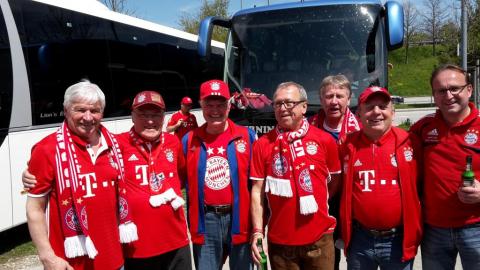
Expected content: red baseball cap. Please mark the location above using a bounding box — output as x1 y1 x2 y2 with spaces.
181 96 193 105
132 90 165 110
200 80 230 100
358 86 391 105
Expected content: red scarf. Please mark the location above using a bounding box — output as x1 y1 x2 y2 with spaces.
266 119 318 215
55 122 138 259
309 107 360 144
129 128 185 209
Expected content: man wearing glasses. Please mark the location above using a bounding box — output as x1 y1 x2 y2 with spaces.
410 64 480 270
181 80 256 270
250 81 341 270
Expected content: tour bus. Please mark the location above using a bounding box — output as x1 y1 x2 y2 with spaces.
0 0 223 232
198 0 404 134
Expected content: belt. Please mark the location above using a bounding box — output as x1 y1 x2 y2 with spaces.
204 204 232 215
353 220 402 238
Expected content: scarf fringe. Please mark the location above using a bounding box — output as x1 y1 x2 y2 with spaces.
119 222 139 243
266 176 293 197
85 236 98 259
149 188 177 207
170 196 185 210
299 195 318 215
64 235 87 258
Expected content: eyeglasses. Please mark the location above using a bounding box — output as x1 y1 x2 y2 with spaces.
273 100 306 109
434 84 469 96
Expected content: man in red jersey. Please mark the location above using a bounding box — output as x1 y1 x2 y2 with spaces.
181 80 256 270
339 86 422 270
410 64 480 270
26 81 138 270
250 81 341 270
166 96 198 140
308 74 361 270
24 90 191 270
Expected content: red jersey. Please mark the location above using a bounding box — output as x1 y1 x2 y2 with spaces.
202 129 233 205
168 111 198 140
117 132 189 258
28 132 123 270
351 130 402 229
410 103 480 227
250 126 341 245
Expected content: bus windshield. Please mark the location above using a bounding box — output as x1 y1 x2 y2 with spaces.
227 4 386 108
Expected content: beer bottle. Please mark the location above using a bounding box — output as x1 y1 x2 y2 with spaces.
462 155 475 187
256 238 268 270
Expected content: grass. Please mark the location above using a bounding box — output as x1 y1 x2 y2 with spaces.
388 45 445 97
0 224 37 265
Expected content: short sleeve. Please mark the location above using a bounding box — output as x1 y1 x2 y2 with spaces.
250 138 268 181
28 142 55 197
324 135 341 174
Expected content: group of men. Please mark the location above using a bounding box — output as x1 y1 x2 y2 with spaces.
23 63 480 270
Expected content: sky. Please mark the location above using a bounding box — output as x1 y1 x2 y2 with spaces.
125 0 294 29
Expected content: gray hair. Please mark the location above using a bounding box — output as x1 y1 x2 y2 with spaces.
319 75 352 97
63 80 106 112
274 81 308 101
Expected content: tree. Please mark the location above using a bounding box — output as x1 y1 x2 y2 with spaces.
468 0 480 64
421 0 449 56
403 0 419 64
178 0 230 42
100 0 136 16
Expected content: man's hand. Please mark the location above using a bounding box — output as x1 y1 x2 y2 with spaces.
40 253 73 270
458 179 480 204
250 233 267 266
22 169 37 189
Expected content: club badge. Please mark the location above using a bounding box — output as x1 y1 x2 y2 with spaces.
272 153 289 176
65 207 82 232
119 196 129 220
80 206 88 229
235 139 247 153
390 154 397 167
305 141 318 155
299 169 313 193
150 172 165 192
165 149 174 162
205 157 230 190
403 147 413 162
464 129 479 145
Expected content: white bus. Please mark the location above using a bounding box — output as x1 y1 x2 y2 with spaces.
0 0 224 232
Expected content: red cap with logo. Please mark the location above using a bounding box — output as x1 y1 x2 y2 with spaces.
200 80 230 100
181 96 193 105
358 86 391 105
132 90 165 110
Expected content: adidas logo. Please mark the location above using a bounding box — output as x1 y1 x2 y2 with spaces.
427 129 438 136
354 159 362 167
128 154 139 161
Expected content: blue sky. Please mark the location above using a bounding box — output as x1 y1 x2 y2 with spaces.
126 0 293 29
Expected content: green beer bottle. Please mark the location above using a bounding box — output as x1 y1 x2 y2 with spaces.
256 238 268 270
462 155 475 187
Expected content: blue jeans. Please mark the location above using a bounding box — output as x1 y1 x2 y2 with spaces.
347 225 413 270
421 223 480 270
192 211 253 270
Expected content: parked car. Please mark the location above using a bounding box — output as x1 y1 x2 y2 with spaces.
391 95 404 104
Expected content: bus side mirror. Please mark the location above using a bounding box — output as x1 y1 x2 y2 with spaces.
198 16 231 59
384 1 404 50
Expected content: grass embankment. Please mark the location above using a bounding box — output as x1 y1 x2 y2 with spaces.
388 45 444 97
0 224 36 264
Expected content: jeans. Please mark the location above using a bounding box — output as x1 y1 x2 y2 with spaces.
192 211 252 270
421 223 480 270
268 233 334 270
347 225 413 270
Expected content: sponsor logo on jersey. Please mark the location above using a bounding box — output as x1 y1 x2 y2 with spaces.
354 159 363 167
205 156 230 190
464 129 479 145
425 128 439 143
128 154 139 161
305 141 318 155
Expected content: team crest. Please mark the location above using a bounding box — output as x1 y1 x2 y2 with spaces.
165 149 174 162
390 154 397 167
403 147 413 162
64 207 82 232
119 196 129 220
150 172 165 192
305 141 318 155
80 206 88 229
205 157 230 190
272 153 289 176
235 139 247 153
298 169 313 193
210 81 220 90
464 129 479 145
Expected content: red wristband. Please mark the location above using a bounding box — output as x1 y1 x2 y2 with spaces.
252 228 264 234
